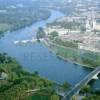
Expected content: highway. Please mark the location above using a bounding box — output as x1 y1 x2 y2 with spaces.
62 67 100 100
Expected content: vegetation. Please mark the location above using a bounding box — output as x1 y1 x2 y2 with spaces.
79 77 100 100
49 31 59 40
0 4 51 36
50 94 60 100
82 94 100 100
61 82 70 90
36 27 46 40
53 37 78 49
0 24 13 36
79 84 100 100
80 26 86 33
81 52 100 67
47 21 84 32
0 53 59 100
26 91 60 100
45 38 100 68
80 85 91 94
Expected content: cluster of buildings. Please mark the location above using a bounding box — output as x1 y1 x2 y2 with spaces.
44 0 100 52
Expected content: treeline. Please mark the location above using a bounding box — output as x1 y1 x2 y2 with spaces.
36 27 46 40
0 6 51 36
53 37 78 49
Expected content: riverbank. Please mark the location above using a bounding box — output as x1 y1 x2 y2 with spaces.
0 9 51 37
0 53 57 100
42 39 95 69
0 9 92 85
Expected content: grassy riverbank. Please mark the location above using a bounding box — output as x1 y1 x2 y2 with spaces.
43 39 100 69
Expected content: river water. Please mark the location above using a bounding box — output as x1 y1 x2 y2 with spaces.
0 10 92 85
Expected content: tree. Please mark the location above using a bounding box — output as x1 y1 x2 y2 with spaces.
33 71 39 76
49 31 58 40
80 85 91 94
62 81 70 90
72 96 77 100
36 27 46 39
80 26 86 33
50 31 58 37
51 94 59 100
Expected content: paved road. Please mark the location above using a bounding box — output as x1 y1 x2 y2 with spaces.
62 67 100 100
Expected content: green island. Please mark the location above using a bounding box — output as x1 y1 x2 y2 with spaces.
0 53 63 100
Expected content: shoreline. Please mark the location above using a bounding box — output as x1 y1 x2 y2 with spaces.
0 11 51 37
42 40 94 69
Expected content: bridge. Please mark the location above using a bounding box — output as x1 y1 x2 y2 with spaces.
62 67 100 100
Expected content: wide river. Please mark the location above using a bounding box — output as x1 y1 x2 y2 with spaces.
0 10 93 86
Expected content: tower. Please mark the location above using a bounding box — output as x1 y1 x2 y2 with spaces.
91 11 96 30
86 16 91 32
86 10 96 32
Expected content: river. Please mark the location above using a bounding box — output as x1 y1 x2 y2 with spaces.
0 10 92 86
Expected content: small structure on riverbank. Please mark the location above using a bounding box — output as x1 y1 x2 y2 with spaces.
0 72 8 80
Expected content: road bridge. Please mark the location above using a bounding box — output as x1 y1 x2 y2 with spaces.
62 67 100 100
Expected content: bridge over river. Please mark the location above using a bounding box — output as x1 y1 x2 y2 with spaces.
61 67 100 100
